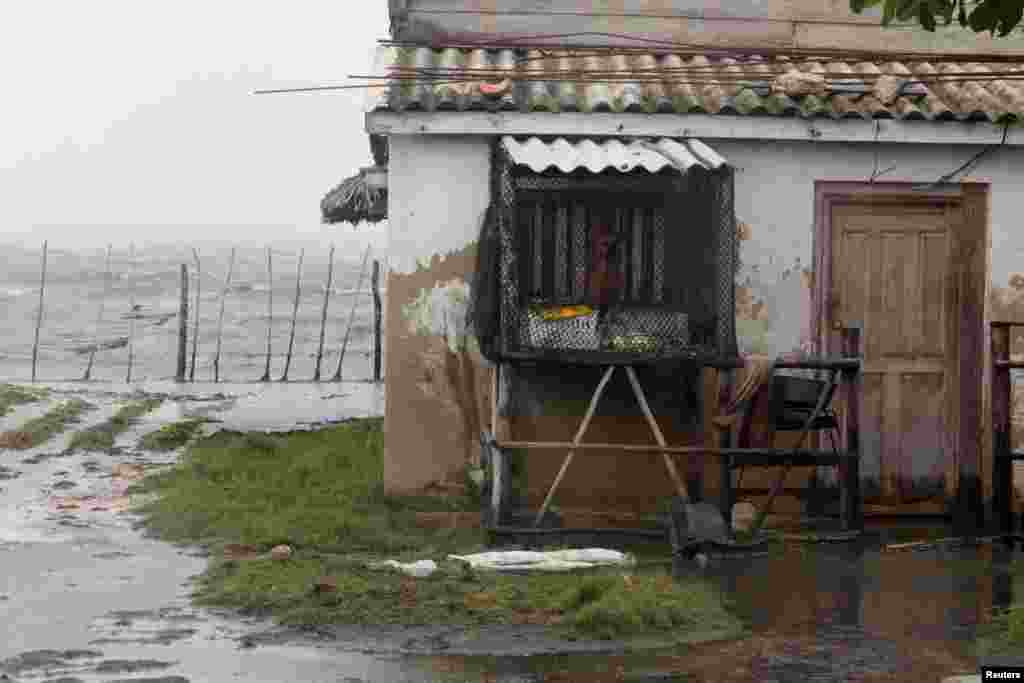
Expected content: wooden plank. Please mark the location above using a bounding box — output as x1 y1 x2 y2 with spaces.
496 440 848 461
945 203 962 501
992 323 1014 534
841 326 863 532
534 364 616 526
957 185 988 534
624 365 689 500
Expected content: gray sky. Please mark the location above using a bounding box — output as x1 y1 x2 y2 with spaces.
1 1 388 250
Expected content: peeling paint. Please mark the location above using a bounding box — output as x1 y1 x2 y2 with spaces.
401 277 479 356
735 215 811 358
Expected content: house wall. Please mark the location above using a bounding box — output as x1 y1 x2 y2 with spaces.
385 134 493 494
391 0 1024 55
384 131 1024 515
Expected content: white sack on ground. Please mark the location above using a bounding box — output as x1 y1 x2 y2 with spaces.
447 548 635 572
370 559 438 578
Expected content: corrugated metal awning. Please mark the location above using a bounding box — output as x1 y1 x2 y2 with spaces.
500 137 728 175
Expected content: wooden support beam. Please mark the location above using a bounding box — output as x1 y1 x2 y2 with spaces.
534 364 615 527
992 323 1014 535
840 326 863 532
624 365 689 501
495 440 850 460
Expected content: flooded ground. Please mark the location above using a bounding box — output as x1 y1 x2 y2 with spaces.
1 380 1020 682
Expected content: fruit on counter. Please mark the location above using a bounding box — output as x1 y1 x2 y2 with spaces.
530 304 594 321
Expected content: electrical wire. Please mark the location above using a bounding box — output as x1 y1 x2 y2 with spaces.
253 31 1024 102
914 119 1012 191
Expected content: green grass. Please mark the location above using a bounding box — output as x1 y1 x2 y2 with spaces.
0 383 49 417
978 562 1024 656
134 418 741 641
68 398 163 452
137 417 208 452
0 398 95 449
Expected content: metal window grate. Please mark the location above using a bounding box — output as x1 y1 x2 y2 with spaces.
470 140 738 364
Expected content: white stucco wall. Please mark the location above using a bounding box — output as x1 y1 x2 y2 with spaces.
385 133 1024 357
709 138 1024 356
388 135 490 275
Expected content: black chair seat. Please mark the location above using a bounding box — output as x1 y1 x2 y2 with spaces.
776 412 839 432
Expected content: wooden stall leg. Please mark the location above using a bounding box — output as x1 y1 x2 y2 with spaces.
534 365 616 527
992 323 1014 535
840 326 863 532
715 368 735 537
624 366 689 501
719 430 734 539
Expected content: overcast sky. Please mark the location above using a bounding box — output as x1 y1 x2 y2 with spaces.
1 1 388 250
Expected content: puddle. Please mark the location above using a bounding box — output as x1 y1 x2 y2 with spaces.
2 380 1017 681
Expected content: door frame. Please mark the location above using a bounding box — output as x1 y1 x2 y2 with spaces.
812 180 991 515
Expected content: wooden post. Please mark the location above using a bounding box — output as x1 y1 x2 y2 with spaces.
280 248 304 382
717 368 735 537
840 325 863 532
313 244 335 381
212 247 237 383
126 242 137 384
331 245 372 382
31 240 48 383
372 259 382 382
624 365 689 501
260 246 272 382
189 248 201 382
176 263 189 382
992 323 1014 535
535 365 616 527
83 244 112 381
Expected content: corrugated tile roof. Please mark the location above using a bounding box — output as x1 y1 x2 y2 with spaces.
501 136 728 174
365 46 1024 122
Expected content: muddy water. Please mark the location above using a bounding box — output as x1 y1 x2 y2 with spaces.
384 533 1016 682
1 381 1020 682
1 381 397 683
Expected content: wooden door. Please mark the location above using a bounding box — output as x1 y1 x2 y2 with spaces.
826 198 968 505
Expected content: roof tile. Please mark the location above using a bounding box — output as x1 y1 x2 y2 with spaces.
369 46 1024 122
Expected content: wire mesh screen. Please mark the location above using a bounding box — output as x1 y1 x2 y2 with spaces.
472 140 737 364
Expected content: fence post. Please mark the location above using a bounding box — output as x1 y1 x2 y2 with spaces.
840 324 863 532
992 322 1014 535
260 246 273 382
84 244 112 381
280 248 304 382
176 263 189 382
372 259 382 382
332 246 372 382
313 244 335 381
213 247 237 383
126 242 137 383
31 240 48 383
189 248 201 382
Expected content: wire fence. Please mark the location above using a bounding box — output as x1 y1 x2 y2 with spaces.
2 242 384 385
